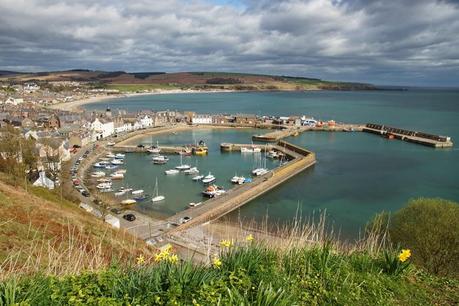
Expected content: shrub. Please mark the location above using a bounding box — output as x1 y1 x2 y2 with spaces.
388 198 459 277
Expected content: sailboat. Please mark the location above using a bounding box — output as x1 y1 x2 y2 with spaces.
148 140 161 154
151 178 165 202
175 154 191 170
202 172 216 184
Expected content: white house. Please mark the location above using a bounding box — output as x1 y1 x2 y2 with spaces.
191 114 212 125
139 115 153 128
33 171 55 189
91 118 115 141
114 121 133 134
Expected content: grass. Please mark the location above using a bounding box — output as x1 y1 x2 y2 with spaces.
1 242 457 305
0 175 154 280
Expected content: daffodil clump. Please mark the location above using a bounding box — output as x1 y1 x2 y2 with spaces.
212 257 222 269
154 244 179 264
398 249 411 262
219 239 233 248
136 254 145 265
245 234 254 242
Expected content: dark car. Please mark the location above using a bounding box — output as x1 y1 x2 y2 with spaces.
137 144 145 148
81 190 90 197
123 214 136 222
82 154 87 158
85 150 90 155
93 199 102 205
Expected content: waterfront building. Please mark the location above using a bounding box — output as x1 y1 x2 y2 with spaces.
191 114 212 125
91 118 115 140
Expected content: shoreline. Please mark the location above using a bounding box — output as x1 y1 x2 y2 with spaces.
49 89 242 112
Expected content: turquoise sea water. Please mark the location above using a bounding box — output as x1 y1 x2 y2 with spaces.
87 90 459 238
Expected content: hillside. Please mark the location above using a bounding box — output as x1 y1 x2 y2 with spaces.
0 70 376 91
0 176 153 279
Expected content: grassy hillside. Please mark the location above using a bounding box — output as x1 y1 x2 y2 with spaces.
0 70 376 92
1 242 458 305
0 176 153 279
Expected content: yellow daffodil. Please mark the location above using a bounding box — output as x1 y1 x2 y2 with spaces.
245 234 254 242
136 255 145 265
213 257 222 268
220 239 233 248
398 249 411 262
168 254 179 264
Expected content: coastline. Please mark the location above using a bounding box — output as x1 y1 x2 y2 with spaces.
49 88 241 112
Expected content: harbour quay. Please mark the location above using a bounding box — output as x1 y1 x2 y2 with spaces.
363 123 454 148
167 140 316 231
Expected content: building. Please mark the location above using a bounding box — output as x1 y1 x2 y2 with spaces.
191 114 212 125
91 118 115 141
69 131 91 148
234 114 257 125
138 115 153 128
32 171 55 189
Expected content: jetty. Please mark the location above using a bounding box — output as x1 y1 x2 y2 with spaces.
363 123 453 148
167 140 315 231
252 124 364 142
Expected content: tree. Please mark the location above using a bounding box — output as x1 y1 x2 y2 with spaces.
388 198 459 277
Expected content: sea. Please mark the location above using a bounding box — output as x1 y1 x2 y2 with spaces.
85 89 459 238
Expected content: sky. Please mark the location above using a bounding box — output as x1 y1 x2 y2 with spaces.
1 0 459 86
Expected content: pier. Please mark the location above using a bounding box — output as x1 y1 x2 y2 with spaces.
363 123 453 148
252 124 364 142
167 140 315 231
111 145 187 154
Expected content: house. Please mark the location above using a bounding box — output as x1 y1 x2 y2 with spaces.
69 131 91 148
191 114 212 125
234 114 257 125
91 118 114 141
139 115 153 128
32 171 55 189
212 115 233 125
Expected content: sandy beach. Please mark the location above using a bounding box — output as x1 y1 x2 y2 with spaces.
49 88 239 112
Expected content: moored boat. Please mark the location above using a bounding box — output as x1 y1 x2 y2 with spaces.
192 175 204 181
132 189 144 196
165 169 180 175
184 167 199 175
91 171 106 178
151 178 165 202
111 159 124 165
202 172 216 184
189 202 202 207
121 199 136 205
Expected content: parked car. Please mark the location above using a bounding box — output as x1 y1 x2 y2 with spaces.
137 144 145 148
123 214 136 222
110 208 122 215
179 216 191 224
81 190 90 197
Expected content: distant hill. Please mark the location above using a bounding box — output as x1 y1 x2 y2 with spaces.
0 70 376 91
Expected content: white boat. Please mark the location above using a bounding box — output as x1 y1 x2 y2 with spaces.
151 178 165 202
254 168 269 176
132 189 144 196
202 185 225 197
114 191 126 197
121 199 136 205
116 169 127 174
106 153 116 158
91 171 106 178
183 167 199 175
148 147 161 154
175 155 191 170
111 159 124 165
202 172 216 184
97 178 111 183
267 150 278 159
100 188 113 193
93 162 106 168
240 147 253 153
119 187 133 193
165 169 180 175
231 174 241 183
105 165 118 170
237 177 246 184
96 182 112 189
115 153 125 159
152 155 169 164
189 202 202 207
253 147 262 153
99 157 111 161
107 142 116 146
192 175 204 181
110 172 124 180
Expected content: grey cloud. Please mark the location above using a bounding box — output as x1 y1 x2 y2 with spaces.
0 0 458 86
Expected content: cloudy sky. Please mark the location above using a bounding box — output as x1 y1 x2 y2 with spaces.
1 0 459 86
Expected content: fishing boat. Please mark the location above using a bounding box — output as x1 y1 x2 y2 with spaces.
121 199 136 205
91 171 106 178
189 202 202 207
147 140 161 154
152 155 169 164
165 169 180 175
179 148 192 156
115 153 125 159
183 167 199 175
192 175 204 181
97 178 111 183
202 172 216 184
175 155 191 170
111 159 124 165
110 172 124 180
267 150 278 159
132 189 144 196
193 147 208 155
151 178 165 202
240 147 253 153
202 185 225 198
114 191 126 197
96 182 112 189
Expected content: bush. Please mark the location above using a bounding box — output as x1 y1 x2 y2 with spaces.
388 198 459 277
